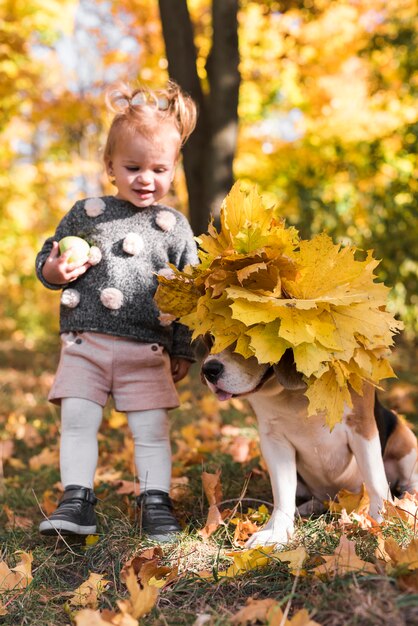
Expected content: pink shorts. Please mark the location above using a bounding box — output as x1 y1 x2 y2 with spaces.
49 332 179 411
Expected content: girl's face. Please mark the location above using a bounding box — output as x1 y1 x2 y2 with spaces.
106 128 179 208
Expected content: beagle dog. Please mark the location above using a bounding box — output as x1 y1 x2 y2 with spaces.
201 347 418 546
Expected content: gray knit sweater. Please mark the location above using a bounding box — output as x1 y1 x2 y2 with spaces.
35 196 198 360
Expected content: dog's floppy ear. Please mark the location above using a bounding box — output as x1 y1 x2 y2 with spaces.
273 349 306 390
195 334 213 360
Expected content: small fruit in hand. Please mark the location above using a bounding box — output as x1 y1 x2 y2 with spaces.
59 236 90 266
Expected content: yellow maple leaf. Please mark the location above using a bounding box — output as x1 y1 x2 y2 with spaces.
282 236 383 301
154 267 200 317
305 367 353 430
246 321 290 365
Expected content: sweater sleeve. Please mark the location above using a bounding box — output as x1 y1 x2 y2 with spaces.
170 215 199 361
35 204 81 290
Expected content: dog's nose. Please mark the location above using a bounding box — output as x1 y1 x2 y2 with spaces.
202 360 224 384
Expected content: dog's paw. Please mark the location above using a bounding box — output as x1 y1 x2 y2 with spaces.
245 511 294 547
369 496 389 522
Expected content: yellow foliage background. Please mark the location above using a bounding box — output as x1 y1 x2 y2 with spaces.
1 0 417 342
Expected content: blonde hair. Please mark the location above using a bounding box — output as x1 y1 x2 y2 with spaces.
104 81 197 162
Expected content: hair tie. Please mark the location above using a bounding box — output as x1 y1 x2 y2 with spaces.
130 91 170 111
110 92 130 112
157 96 169 111
131 92 148 107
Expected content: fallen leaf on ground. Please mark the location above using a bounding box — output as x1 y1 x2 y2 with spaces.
3 505 33 530
219 545 307 578
396 570 418 593
81 536 98 550
0 439 14 460
114 480 140 496
0 551 33 591
118 565 159 619
227 435 253 463
337 508 378 531
230 597 277 624
199 504 224 540
121 548 176 588
75 609 137 625
312 535 377 578
121 547 163 579
68 572 109 609
328 483 370 515
170 476 190 500
75 564 159 624
201 470 222 506
198 470 223 539
40 489 61 516
383 537 418 571
232 518 261 546
268 606 322 626
29 446 59 470
231 599 321 626
382 492 418 527
274 546 308 575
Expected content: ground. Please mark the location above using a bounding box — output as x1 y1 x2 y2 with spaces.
0 336 417 625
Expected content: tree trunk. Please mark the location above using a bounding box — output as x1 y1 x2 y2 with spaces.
205 0 240 226
158 0 240 234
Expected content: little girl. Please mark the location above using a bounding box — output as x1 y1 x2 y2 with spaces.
35 81 198 542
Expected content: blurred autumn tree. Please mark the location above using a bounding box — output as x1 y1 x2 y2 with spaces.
1 0 417 342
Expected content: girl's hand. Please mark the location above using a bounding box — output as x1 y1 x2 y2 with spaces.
42 241 91 285
171 357 192 383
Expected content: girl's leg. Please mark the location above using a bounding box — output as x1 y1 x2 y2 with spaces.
127 409 181 541
127 408 171 493
60 397 103 488
39 397 102 536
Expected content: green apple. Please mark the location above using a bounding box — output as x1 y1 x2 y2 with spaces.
59 236 90 266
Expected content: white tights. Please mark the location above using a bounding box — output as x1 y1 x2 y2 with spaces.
60 398 172 493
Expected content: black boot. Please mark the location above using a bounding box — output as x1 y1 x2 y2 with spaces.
39 485 97 536
137 490 181 542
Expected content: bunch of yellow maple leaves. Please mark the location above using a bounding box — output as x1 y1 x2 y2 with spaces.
156 182 403 428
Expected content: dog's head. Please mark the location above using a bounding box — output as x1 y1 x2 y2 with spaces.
201 339 306 400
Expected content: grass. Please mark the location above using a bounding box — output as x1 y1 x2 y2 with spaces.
1 337 418 625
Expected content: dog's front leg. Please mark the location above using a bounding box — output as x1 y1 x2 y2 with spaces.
246 429 297 547
347 427 392 520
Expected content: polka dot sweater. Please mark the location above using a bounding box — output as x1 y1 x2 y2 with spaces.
35 196 198 360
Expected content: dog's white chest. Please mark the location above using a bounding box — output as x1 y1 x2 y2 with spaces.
249 393 363 497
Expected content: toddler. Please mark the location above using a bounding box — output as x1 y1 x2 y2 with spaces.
35 81 198 542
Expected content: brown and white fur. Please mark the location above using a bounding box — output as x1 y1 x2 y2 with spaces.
201 347 418 547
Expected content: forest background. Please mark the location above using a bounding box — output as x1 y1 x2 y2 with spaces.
1 0 418 345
